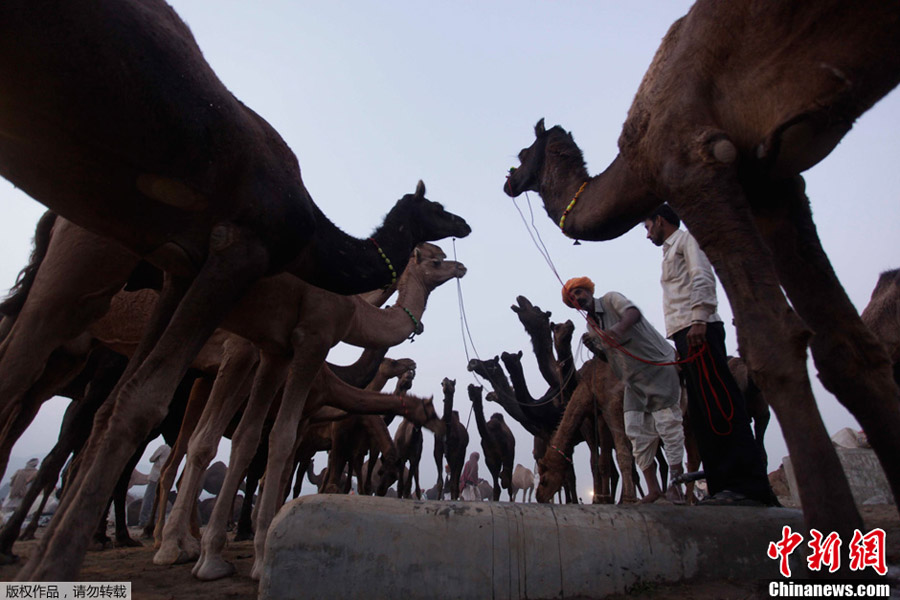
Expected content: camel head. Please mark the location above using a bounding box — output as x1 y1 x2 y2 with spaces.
441 376 456 401
382 180 472 243
485 391 500 405
535 450 569 503
395 367 416 393
401 242 467 293
420 396 445 437
466 356 503 382
467 383 483 407
499 350 523 373
551 319 575 350
379 357 417 380
504 119 584 198
510 295 552 334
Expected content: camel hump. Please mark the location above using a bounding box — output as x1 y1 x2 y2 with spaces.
873 268 900 295
0 210 58 317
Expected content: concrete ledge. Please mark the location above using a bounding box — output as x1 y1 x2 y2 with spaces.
259 495 802 599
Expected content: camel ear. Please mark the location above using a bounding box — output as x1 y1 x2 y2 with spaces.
414 246 423 263
517 350 523 359
415 180 426 198
535 118 545 136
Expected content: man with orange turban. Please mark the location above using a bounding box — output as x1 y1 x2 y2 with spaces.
562 277 685 504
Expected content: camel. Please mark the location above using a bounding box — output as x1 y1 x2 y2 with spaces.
536 358 638 504
510 464 535 502
468 385 515 501
862 269 900 385
2 1 471 578
433 378 469 500
160 243 464 581
393 419 424 500
504 1 900 534
328 357 417 496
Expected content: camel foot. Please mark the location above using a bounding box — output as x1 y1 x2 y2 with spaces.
193 554 236 581
153 537 200 565
232 529 253 542
639 490 663 504
115 533 144 548
250 557 263 581
0 551 19 566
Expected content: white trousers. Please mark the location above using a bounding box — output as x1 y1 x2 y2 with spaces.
624 404 685 473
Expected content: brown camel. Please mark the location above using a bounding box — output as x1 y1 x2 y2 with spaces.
433 377 469 500
468 384 515 501
172 243 462 581
862 269 900 385
510 464 535 502
323 357 416 495
536 358 637 504
504 1 900 535
2 0 470 578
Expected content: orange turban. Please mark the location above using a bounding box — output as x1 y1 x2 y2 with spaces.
562 277 594 308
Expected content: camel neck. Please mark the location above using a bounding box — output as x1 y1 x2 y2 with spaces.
541 154 655 241
284 203 418 295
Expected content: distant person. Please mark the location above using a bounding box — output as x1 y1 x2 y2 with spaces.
4 458 39 511
644 203 776 506
562 277 685 503
459 452 480 501
138 443 171 528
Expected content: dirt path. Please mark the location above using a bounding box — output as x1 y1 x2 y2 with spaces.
1 505 897 599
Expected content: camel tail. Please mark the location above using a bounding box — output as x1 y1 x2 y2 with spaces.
0 211 58 317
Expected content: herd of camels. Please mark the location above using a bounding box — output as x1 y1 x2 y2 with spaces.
0 0 897 586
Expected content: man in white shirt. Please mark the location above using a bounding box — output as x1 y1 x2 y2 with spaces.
562 277 685 504
645 204 775 506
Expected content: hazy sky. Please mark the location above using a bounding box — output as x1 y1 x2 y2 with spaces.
3 1 899 501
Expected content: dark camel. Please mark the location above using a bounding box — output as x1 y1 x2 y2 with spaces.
1 1 470 580
504 1 900 535
433 378 469 500
468 385 515 501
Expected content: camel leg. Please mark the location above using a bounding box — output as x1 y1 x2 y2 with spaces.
234 435 267 541
250 341 330 581
0 350 123 560
17 237 269 582
669 168 862 538
193 353 287 581
154 339 257 565
605 398 636 503
751 179 900 510
113 448 144 548
151 375 212 541
0 222 137 481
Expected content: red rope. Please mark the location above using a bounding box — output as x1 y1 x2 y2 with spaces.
565 288 735 436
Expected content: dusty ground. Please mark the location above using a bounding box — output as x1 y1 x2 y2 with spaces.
0 505 897 599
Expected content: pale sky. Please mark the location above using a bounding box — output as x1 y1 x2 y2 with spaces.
3 1 899 502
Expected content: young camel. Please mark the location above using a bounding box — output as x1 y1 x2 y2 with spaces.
510 464 535 502
504 0 900 536
323 357 417 495
536 358 636 504
164 243 464 581
433 378 469 500
468 385 515 501
2 0 471 578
